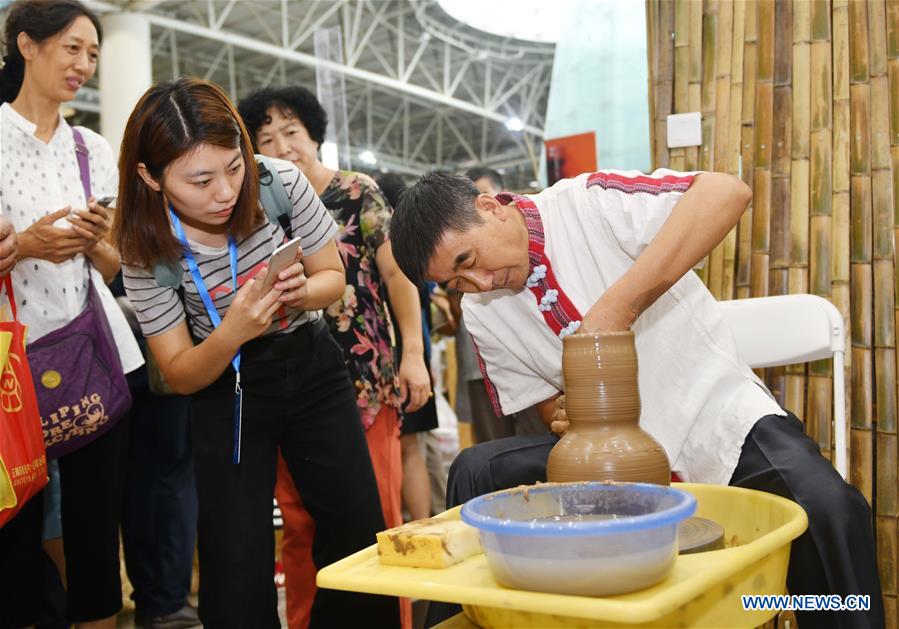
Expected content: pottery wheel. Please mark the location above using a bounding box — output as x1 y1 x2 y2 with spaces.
678 517 725 554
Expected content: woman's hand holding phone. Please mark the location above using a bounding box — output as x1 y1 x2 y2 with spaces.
220 267 284 345
67 196 112 249
272 247 309 310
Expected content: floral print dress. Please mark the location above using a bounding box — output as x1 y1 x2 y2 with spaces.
321 170 400 430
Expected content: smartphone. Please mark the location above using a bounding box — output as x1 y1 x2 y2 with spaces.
261 237 302 292
97 195 116 208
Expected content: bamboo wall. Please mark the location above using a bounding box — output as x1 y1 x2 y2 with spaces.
648 0 899 622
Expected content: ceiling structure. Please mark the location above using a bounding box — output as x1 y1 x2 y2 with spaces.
44 0 556 185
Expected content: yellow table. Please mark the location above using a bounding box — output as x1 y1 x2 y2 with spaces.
317 483 807 628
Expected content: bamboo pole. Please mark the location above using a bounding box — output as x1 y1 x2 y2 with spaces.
872 75 892 170
850 427 873 510
849 0 870 83
869 0 888 78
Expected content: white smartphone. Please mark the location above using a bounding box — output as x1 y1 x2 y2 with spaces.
261 237 302 292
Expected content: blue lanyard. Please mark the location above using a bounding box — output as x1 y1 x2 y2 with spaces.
169 206 243 464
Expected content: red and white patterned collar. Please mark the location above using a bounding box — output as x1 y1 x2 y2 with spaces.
495 192 583 339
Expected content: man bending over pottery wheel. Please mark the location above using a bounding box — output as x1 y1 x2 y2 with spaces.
390 169 883 629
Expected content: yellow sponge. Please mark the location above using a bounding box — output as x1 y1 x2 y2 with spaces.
376 518 482 568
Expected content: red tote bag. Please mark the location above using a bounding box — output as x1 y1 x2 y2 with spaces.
0 275 48 527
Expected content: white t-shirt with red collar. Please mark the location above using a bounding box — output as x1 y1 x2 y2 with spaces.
462 169 785 485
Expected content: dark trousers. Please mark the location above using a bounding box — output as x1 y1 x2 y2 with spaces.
0 490 65 629
122 367 197 619
429 412 884 629
190 320 399 629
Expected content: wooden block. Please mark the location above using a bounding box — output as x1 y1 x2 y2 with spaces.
874 259 896 345
744 0 758 43
769 267 789 296
850 175 873 263
731 0 746 80
849 428 873 503
876 348 897 433
714 77 732 172
741 124 756 185
810 214 833 296
851 262 873 346
766 364 786 407
774 0 793 85
871 75 892 170
784 372 806 420
811 0 831 41
833 4 850 101
751 252 769 297
770 176 791 268
721 227 737 300
790 159 810 265
888 0 899 58
755 82 774 169
873 169 895 260
851 346 874 431
700 115 715 171
811 41 833 132
868 0 888 77
890 60 899 147
708 240 725 300
832 191 851 282
742 42 758 123
757 0 775 82
772 86 792 176
702 12 719 114
715 0 734 79
689 0 704 83
877 431 897 504
792 42 811 159
850 83 871 176
806 374 833 452
811 129 832 216
674 46 690 113
849 0 870 82
884 596 897 629
793 0 811 43
674 0 690 47
737 205 753 288
728 83 743 175
833 99 851 193
788 265 808 295
875 516 897 594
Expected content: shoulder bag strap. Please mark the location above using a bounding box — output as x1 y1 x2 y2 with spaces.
71 127 91 201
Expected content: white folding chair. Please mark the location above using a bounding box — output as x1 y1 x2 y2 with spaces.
717 294 847 479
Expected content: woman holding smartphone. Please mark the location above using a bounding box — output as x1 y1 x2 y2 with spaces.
0 2 142 627
116 77 397 628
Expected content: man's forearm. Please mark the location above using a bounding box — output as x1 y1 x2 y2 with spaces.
583 172 751 331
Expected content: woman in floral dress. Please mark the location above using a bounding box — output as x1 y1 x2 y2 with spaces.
239 87 429 629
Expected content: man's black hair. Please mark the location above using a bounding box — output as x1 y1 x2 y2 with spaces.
375 172 407 209
392 171 484 286
236 86 327 146
465 166 504 191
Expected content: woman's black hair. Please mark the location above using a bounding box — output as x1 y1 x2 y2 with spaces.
237 86 328 147
0 0 102 103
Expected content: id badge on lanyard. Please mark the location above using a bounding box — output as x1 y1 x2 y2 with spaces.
169 207 244 464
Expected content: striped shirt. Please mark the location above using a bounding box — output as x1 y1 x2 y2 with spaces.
123 158 338 339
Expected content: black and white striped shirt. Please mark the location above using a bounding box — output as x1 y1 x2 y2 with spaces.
123 158 337 339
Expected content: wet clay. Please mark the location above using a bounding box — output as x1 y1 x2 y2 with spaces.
546 331 671 485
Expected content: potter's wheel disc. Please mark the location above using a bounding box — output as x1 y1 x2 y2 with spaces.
678 517 725 554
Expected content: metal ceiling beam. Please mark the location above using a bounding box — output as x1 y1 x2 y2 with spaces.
83 0 544 137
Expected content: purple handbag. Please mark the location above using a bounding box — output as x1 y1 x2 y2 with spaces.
25 128 131 458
